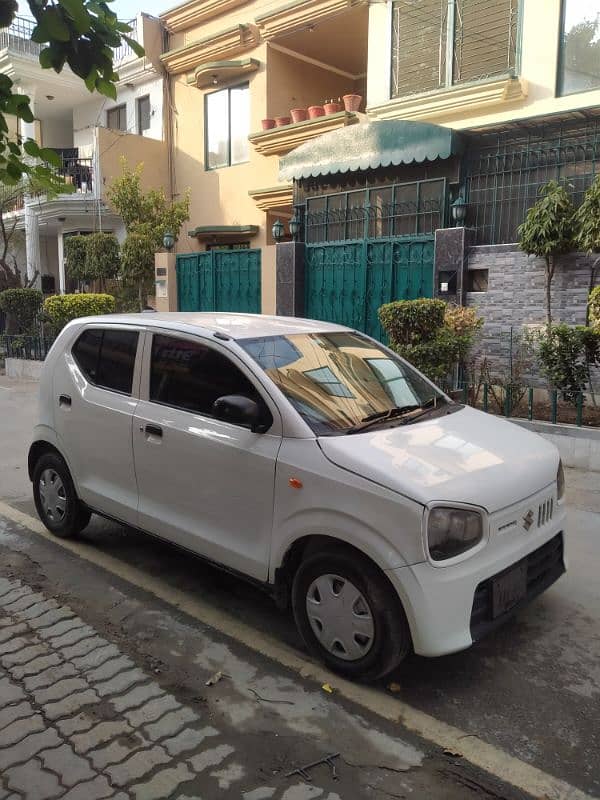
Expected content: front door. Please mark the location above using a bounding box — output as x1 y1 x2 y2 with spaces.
132 331 281 581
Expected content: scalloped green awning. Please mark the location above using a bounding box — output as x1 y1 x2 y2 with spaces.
279 119 465 181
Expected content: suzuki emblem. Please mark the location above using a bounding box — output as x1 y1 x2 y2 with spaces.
522 509 535 531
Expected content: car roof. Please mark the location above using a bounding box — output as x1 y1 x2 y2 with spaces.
74 312 352 341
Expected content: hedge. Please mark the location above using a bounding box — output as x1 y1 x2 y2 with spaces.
0 288 43 334
590 285 600 332
43 293 115 333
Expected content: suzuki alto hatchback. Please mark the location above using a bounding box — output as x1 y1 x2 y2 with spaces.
30 313 566 680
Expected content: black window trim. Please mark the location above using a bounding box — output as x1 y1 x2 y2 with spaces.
136 94 151 135
204 82 250 171
71 325 141 397
147 330 273 430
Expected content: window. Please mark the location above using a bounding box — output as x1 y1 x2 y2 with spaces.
558 0 600 96
467 269 488 292
106 104 127 132
205 84 249 169
150 335 264 420
391 0 519 99
72 329 139 394
136 95 151 134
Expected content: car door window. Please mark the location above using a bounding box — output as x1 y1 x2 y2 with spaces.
150 334 264 420
72 328 139 395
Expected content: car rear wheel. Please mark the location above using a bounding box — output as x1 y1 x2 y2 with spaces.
33 452 91 539
292 547 411 682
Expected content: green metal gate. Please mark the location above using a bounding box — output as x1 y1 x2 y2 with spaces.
305 236 434 341
176 249 261 313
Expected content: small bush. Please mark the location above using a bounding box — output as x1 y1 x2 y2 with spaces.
43 293 115 334
0 287 43 334
86 233 120 281
64 236 90 282
537 324 600 403
378 298 482 385
590 286 600 331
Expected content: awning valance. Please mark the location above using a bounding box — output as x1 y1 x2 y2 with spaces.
279 119 465 182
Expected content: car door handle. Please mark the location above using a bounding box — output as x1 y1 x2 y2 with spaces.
58 394 71 408
143 424 163 438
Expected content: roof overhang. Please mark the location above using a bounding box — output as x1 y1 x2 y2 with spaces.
188 225 259 241
279 119 465 182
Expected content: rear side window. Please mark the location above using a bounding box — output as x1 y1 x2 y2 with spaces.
150 334 261 417
72 328 139 395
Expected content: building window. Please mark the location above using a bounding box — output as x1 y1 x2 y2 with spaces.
136 95 151 134
106 104 127 132
205 84 249 170
391 0 519 99
467 269 489 292
558 0 600 96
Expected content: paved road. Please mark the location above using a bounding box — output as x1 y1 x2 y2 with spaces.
1 375 599 799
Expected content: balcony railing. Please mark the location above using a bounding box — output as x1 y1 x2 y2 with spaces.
57 155 94 194
113 18 139 64
0 15 40 56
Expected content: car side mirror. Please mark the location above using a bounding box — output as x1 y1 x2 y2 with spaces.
212 394 263 431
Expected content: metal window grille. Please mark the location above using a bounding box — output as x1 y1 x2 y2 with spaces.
391 0 447 98
453 0 518 84
465 117 600 245
0 15 40 57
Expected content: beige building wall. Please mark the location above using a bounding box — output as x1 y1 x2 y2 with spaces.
97 127 170 200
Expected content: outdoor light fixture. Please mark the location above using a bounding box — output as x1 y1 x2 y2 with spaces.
163 231 175 251
212 75 218 85
451 194 468 225
288 212 300 240
272 218 284 242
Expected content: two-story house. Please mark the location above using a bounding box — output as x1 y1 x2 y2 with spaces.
1 12 168 294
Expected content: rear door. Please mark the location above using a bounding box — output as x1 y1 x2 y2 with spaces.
132 331 281 581
52 325 142 525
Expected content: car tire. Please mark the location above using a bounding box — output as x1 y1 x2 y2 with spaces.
33 452 91 539
292 546 411 682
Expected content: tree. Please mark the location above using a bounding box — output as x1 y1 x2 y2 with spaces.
574 174 600 325
86 232 120 290
518 181 575 329
107 160 190 309
0 0 142 191
0 178 48 290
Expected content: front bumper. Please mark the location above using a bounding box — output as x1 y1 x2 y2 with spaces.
386 489 567 657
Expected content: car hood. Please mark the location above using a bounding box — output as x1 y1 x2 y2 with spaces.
317 406 559 513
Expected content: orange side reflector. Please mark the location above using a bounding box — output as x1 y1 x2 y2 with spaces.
289 477 303 489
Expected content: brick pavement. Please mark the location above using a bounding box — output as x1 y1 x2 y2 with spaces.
0 577 341 800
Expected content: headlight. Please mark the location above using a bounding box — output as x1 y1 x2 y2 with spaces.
557 460 565 501
427 506 484 561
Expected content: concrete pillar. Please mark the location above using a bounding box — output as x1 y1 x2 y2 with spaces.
154 251 177 311
57 223 65 294
275 242 305 317
433 227 476 306
24 205 40 285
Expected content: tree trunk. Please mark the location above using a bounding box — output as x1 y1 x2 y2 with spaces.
545 255 553 329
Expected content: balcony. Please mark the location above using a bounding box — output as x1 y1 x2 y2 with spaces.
0 15 40 57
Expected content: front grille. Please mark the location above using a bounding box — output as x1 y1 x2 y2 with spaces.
470 533 564 641
538 497 553 527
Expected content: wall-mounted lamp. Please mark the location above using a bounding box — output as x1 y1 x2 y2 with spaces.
212 74 218 85
163 230 175 251
271 218 284 242
451 194 468 226
288 212 300 240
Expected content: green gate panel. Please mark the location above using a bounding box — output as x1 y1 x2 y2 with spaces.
176 255 201 311
176 250 260 313
305 243 365 330
197 252 215 311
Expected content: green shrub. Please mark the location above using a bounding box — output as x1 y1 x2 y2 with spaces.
0 287 43 334
537 323 600 403
590 286 600 331
43 293 115 334
64 235 90 282
378 298 482 385
86 232 120 282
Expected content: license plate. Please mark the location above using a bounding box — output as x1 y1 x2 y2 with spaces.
492 561 527 618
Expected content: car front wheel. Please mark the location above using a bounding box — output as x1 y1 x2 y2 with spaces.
292 546 411 682
33 452 91 539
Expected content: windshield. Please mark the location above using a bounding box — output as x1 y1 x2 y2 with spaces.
240 331 447 435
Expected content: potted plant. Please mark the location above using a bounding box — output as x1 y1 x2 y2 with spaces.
308 105 325 119
324 98 341 115
275 115 291 127
290 108 308 123
343 94 362 112
261 118 276 130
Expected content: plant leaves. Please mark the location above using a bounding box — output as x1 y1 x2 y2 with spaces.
123 34 145 58
96 78 117 100
42 8 71 42
59 0 91 34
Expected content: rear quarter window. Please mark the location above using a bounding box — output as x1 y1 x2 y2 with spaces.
72 328 139 395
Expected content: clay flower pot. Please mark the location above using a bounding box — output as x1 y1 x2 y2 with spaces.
290 108 308 123
261 118 276 130
324 102 341 115
343 94 362 112
275 116 291 127
308 105 325 119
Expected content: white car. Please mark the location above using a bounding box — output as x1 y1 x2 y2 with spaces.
29 312 566 681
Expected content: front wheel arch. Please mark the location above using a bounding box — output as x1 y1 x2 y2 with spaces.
28 441 63 482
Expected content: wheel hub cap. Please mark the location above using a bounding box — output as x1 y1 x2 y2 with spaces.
39 469 67 522
305 574 375 661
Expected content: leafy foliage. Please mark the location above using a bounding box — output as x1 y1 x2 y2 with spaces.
0 1 142 191
537 324 600 404
64 235 90 281
589 286 600 332
43 292 115 333
518 181 575 327
573 174 600 324
378 299 482 385
0 287 43 334
85 233 120 281
119 232 154 289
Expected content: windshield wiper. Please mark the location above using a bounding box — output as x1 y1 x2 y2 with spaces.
345 396 442 435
